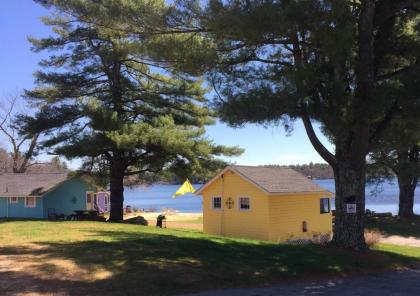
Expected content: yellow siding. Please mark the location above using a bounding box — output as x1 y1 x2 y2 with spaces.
202 170 270 241
268 193 332 242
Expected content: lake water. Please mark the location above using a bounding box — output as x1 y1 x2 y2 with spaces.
124 179 420 215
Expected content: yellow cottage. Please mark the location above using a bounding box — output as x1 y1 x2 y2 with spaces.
196 165 333 242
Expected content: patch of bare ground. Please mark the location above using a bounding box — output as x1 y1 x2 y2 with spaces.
0 245 112 296
164 222 202 230
130 212 204 230
378 235 420 247
365 216 420 247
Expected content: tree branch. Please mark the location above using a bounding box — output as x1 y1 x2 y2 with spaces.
124 168 160 176
376 63 417 80
369 98 400 145
375 0 418 26
25 161 49 168
17 133 40 173
301 107 337 169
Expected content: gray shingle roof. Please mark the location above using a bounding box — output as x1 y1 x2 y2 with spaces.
231 165 326 193
0 173 69 197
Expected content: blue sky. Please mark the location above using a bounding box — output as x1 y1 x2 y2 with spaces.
0 0 334 169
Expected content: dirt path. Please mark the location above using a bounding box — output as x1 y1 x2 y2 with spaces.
378 235 420 247
184 269 420 296
365 229 420 247
164 221 202 230
0 250 112 296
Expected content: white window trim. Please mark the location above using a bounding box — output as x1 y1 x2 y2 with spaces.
320 197 330 214
103 192 110 212
24 196 37 208
238 196 251 211
9 197 18 204
211 196 222 210
86 191 94 210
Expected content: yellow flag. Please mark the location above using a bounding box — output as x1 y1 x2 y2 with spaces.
172 179 195 198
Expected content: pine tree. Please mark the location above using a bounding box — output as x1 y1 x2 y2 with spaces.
183 0 420 249
22 0 242 221
370 105 420 219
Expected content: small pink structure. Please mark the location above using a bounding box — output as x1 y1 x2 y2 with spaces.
86 191 110 213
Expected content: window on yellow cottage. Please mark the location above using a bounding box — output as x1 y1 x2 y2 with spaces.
212 197 222 209
238 197 250 210
9 197 18 204
25 196 36 208
320 198 330 214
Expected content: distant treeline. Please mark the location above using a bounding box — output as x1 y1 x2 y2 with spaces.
148 162 335 185
0 148 68 174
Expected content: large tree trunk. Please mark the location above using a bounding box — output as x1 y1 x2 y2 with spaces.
397 174 416 218
397 146 419 219
397 163 418 219
301 113 368 249
109 162 125 222
332 159 367 250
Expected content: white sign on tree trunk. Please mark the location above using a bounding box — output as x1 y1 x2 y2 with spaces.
346 203 357 214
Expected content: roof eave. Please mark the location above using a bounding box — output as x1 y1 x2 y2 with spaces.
267 190 333 196
194 166 232 195
0 173 71 198
195 166 271 196
195 165 333 197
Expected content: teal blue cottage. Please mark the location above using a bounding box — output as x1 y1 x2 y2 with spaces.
0 173 110 219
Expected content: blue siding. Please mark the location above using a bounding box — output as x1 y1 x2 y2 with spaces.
0 198 7 217
13 197 43 218
42 178 96 217
0 197 44 218
0 177 97 219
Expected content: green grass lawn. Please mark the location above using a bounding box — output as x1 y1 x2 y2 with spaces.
0 220 419 296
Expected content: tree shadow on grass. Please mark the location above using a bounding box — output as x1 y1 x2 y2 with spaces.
0 229 419 296
366 216 420 239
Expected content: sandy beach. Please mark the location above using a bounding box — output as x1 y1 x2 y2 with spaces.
124 212 203 230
